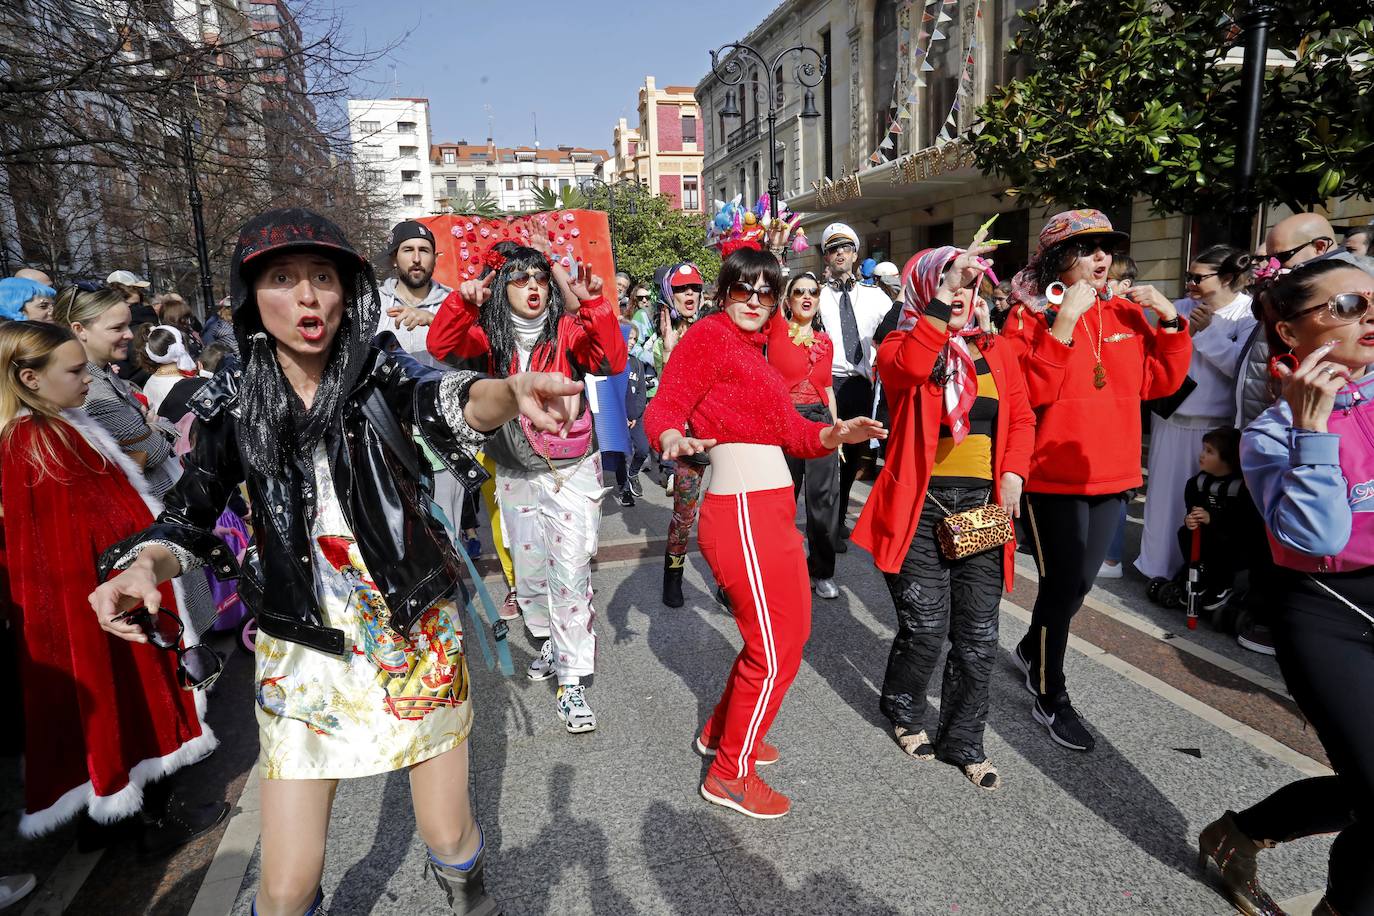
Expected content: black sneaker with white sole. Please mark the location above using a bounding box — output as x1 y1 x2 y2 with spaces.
1011 643 1036 698
1032 694 1096 752
627 475 644 498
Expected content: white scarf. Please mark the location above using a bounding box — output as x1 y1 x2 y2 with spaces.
511 311 545 372
147 325 196 372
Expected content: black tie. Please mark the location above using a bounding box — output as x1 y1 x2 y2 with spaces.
835 279 862 365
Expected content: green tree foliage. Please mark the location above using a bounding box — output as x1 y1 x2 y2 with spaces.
974 2 1374 214
582 183 721 285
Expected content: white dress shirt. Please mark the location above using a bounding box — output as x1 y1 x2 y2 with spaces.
1174 292 1256 419
818 280 892 381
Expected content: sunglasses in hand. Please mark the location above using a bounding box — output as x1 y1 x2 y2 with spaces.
116 608 224 690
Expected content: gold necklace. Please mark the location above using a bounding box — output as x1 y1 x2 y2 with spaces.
1081 298 1107 389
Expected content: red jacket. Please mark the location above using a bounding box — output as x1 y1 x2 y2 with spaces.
852 320 1035 588
1000 297 1192 495
426 291 626 379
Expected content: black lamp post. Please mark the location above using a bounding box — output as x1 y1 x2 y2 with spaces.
180 113 215 318
1230 0 1278 250
578 175 639 218
711 41 826 219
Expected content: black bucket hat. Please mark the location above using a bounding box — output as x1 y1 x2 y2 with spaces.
228 208 370 313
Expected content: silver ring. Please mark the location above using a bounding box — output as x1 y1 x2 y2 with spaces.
1323 366 1337 377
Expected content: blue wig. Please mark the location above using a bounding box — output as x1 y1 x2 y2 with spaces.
0 277 55 322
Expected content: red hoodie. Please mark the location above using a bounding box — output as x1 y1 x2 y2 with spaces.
1000 296 1191 495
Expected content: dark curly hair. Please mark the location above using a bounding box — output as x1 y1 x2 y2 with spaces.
480 244 564 377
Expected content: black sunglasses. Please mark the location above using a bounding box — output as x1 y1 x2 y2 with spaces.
1289 290 1374 323
117 608 224 690
727 281 777 308
1185 271 1218 285
1065 239 1125 259
633 293 652 302
1270 237 1332 266
673 284 703 294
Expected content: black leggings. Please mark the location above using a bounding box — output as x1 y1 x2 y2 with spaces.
1231 569 1374 914
835 375 875 523
1019 492 1126 700
880 485 1003 765
784 402 841 579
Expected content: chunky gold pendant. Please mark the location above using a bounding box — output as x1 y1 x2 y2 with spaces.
1093 362 1107 389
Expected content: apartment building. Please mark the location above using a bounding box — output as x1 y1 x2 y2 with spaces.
347 98 437 222
430 141 607 213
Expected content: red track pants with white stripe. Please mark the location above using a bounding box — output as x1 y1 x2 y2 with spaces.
698 487 812 781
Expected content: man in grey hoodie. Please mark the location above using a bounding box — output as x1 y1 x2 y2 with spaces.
377 219 452 367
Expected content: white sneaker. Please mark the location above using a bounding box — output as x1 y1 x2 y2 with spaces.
557 684 597 733
1097 561 1124 580
527 639 554 681
0 874 36 909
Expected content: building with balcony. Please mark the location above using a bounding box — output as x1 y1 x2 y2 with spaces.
700 0 1374 292
604 77 704 212
347 98 436 222
429 141 607 213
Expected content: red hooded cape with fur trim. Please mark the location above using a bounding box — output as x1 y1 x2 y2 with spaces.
1 412 214 837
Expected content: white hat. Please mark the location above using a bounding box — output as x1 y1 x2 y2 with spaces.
820 223 859 251
106 269 150 288
873 261 900 279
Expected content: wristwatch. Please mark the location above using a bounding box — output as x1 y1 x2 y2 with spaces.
1158 315 1184 330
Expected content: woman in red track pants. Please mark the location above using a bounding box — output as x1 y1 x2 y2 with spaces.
645 245 885 819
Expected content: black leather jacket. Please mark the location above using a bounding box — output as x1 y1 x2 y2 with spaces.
99 335 491 656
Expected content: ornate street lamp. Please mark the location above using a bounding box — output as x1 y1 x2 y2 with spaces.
710 41 827 219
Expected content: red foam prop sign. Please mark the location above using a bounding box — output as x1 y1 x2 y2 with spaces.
417 210 614 293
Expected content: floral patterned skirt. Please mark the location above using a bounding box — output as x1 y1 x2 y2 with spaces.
254 448 473 780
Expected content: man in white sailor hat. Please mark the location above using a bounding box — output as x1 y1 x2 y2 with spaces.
817 222 891 546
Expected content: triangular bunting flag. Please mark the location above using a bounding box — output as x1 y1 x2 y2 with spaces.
937 10 952 22
879 136 894 150
870 152 883 163
946 112 957 126
939 128 952 142
913 77 926 88
952 99 961 112
932 28 946 41
896 106 910 118
921 60 935 71
891 121 904 134
967 54 975 64
925 0 937 6
922 12 934 22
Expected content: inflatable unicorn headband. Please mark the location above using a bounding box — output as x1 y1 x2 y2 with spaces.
706 193 810 256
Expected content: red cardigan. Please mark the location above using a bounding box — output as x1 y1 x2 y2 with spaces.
852 320 1035 588
426 291 626 378
1000 297 1192 495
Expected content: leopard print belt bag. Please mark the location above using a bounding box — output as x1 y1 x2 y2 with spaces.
925 491 1015 561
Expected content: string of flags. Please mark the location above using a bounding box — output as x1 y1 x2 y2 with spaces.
866 0 957 169
937 0 985 146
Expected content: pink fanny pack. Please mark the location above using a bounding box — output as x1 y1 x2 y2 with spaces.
520 408 593 461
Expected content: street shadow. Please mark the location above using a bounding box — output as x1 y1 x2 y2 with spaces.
642 801 904 916
330 768 415 914
800 586 899 733
493 763 637 914
991 646 1199 877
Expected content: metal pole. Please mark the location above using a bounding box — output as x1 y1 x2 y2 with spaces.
182 116 215 317
766 107 780 220
1230 1 1275 249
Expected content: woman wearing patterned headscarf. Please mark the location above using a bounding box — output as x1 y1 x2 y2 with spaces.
1002 208 1191 753
853 246 1034 790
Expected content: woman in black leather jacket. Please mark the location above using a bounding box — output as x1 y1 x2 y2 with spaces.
89 209 580 916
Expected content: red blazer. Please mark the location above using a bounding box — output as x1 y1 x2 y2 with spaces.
852 320 1035 589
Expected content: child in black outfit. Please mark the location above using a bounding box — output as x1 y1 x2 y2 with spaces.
616 325 656 506
1177 426 1265 610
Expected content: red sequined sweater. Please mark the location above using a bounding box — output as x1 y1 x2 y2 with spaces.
645 312 830 460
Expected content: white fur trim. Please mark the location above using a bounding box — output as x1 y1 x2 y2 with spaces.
17 725 218 837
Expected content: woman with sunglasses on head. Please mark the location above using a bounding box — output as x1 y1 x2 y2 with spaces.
646 246 885 819
1196 259 1374 916
91 209 581 916
429 243 626 735
1135 245 1255 584
854 246 1034 791
0 320 227 853
1002 209 1191 753
653 262 708 607
767 271 843 599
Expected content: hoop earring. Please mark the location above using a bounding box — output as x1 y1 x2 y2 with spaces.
1046 281 1067 306
1268 352 1298 379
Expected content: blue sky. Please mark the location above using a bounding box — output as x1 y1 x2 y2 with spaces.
334 0 778 152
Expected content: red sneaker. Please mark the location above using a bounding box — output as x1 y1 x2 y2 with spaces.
700 772 791 819
498 589 520 621
695 731 779 766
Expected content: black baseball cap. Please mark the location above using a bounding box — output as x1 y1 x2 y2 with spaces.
388 220 436 255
